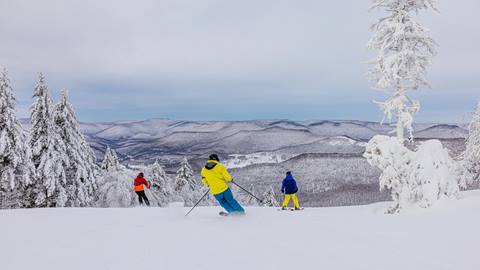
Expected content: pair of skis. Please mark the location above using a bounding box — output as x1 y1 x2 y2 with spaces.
219 207 304 216
218 211 245 216
278 207 304 211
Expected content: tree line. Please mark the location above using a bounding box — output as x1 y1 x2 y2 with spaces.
0 69 279 208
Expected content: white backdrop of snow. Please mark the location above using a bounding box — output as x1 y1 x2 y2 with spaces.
1 190 480 270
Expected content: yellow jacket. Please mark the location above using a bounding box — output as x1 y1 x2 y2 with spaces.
201 160 232 195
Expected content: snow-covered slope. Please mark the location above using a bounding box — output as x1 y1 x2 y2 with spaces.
2 190 479 270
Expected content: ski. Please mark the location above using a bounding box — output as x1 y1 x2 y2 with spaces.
278 207 304 211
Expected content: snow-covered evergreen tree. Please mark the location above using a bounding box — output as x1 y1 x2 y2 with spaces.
96 169 137 208
261 186 279 207
29 73 69 207
364 135 413 213
0 69 35 208
464 102 480 185
146 159 172 206
364 135 462 213
54 89 98 207
96 148 136 207
173 157 199 206
368 0 437 142
101 146 120 172
173 157 196 192
411 140 463 207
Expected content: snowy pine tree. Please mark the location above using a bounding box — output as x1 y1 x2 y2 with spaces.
261 186 279 207
0 69 35 208
54 89 98 207
173 157 199 206
96 168 137 208
411 140 462 208
464 102 480 185
146 159 172 206
30 73 69 207
364 135 462 213
174 157 196 192
368 0 437 142
363 1 459 213
101 146 120 172
96 148 136 207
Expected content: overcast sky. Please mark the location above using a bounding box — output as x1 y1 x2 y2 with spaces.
1 0 479 123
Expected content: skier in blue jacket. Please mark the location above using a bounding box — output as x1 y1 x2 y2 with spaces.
281 171 301 210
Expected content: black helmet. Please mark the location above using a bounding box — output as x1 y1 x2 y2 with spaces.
209 154 220 161
286 171 292 175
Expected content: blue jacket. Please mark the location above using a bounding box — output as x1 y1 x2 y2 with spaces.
281 174 298 195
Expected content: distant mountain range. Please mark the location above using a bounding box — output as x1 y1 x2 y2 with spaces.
75 119 468 163
20 118 469 207
20 118 468 165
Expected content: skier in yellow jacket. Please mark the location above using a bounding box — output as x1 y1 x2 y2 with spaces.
201 154 245 215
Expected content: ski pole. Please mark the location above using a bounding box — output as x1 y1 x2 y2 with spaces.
185 190 210 217
231 180 263 203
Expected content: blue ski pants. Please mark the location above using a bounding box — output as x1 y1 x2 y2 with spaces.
214 188 245 214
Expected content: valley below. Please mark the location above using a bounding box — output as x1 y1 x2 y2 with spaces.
42 119 467 207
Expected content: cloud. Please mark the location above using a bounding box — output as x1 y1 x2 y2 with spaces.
0 0 479 122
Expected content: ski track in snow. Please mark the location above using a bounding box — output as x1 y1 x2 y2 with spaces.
1 191 480 270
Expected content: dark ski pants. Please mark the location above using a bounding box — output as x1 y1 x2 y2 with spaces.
214 188 244 214
135 191 150 206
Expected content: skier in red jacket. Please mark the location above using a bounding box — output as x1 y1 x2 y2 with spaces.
134 172 151 206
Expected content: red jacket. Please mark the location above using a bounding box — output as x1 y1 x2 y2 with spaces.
134 176 150 192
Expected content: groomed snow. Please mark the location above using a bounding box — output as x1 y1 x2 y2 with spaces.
2 191 480 270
